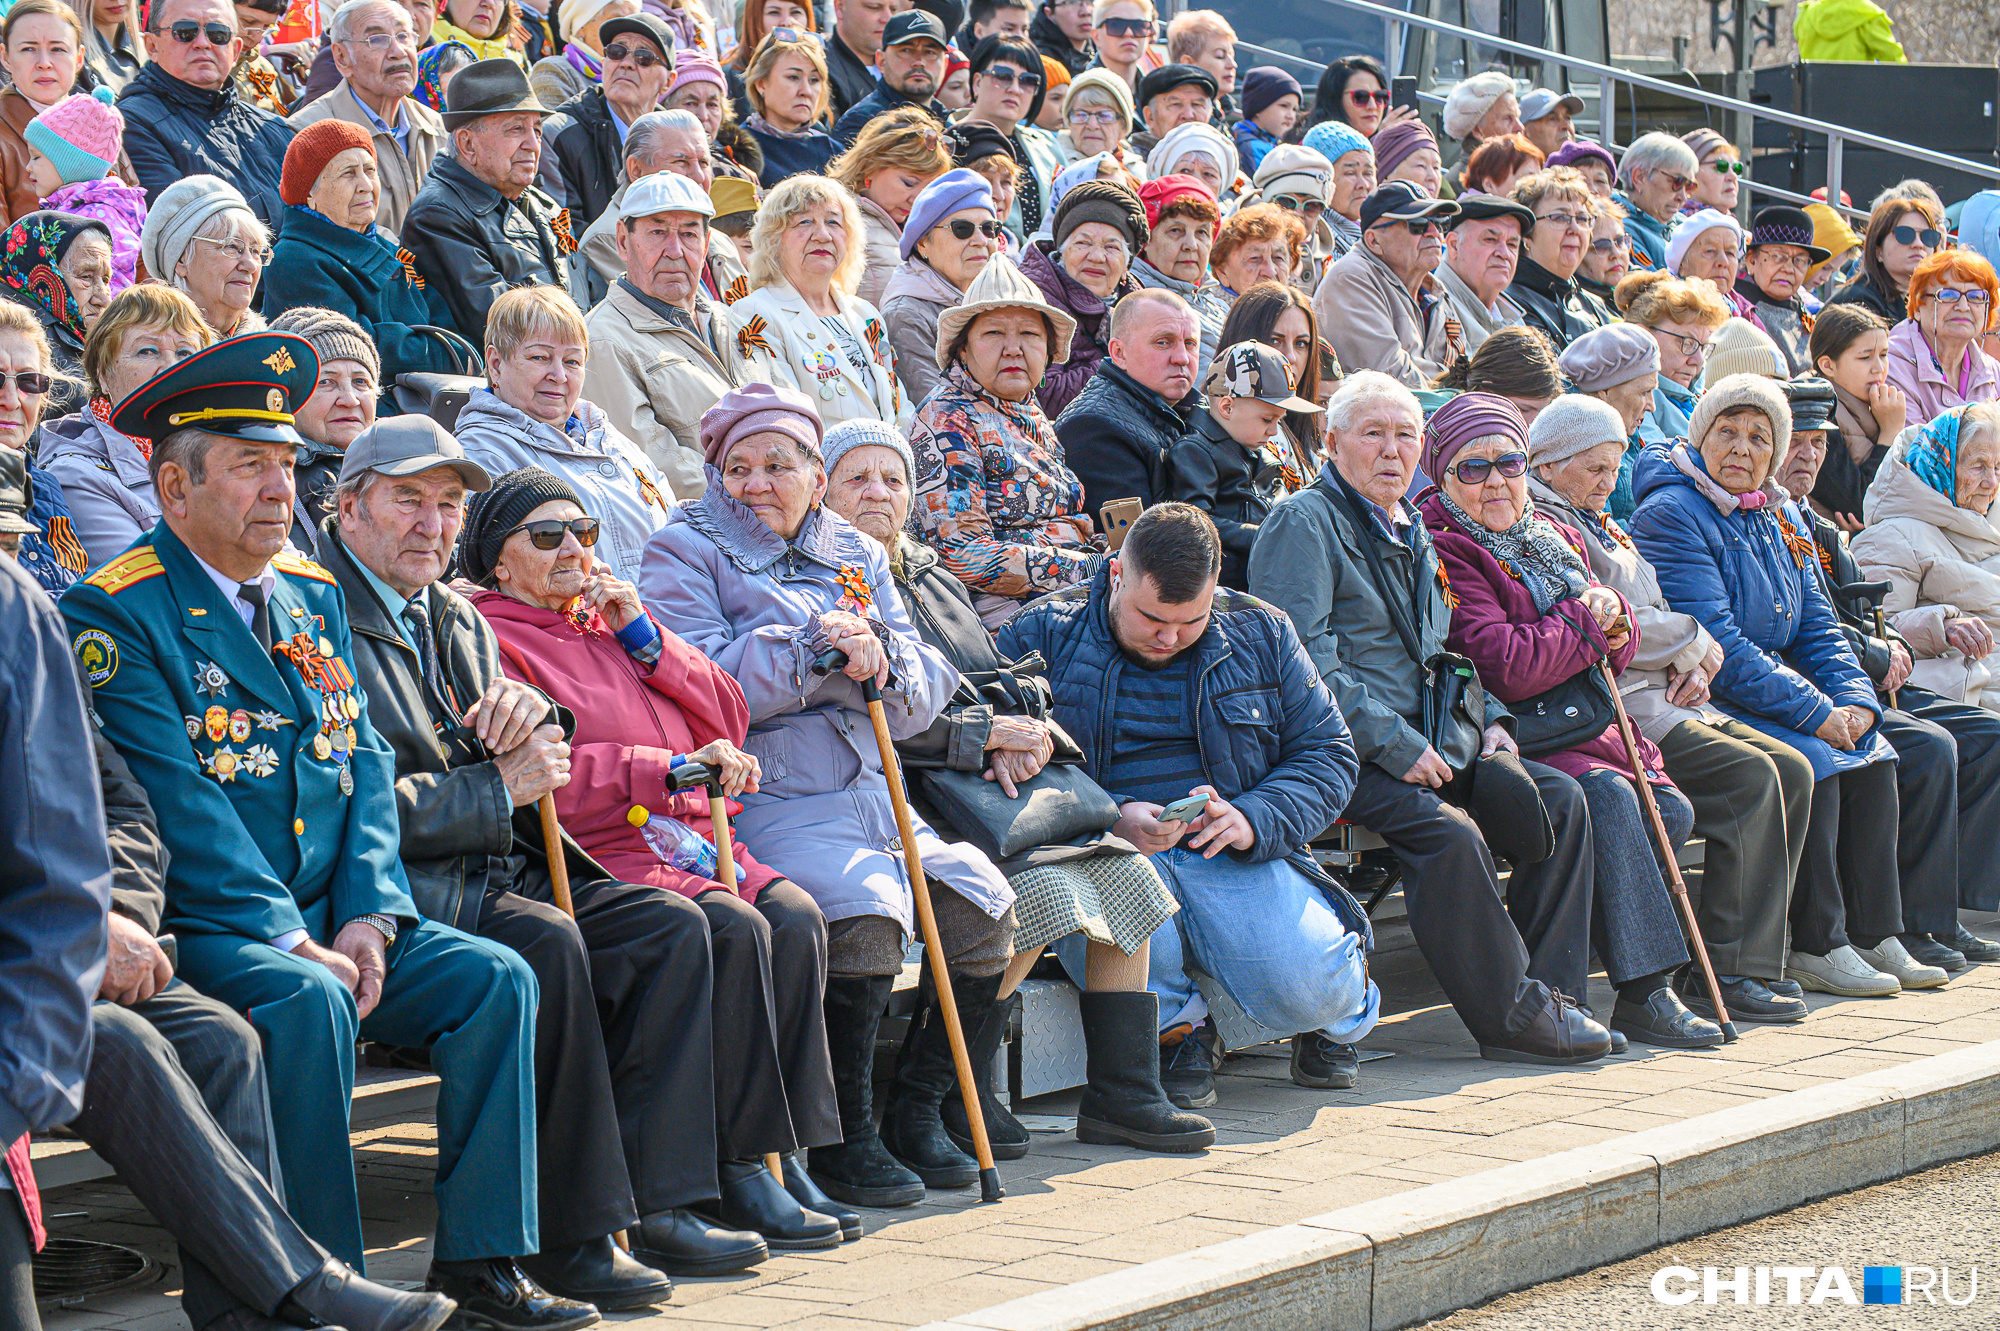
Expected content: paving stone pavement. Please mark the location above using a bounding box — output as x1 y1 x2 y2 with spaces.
40 911 2000 1331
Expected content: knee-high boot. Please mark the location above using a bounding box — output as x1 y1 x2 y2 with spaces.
939 989 1030 1161
805 975 925 1208
1076 990 1216 1153
879 972 1001 1187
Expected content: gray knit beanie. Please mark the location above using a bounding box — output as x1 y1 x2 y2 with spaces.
139 174 255 282
1528 394 1630 470
1687 373 1793 471
268 306 382 383
821 418 916 487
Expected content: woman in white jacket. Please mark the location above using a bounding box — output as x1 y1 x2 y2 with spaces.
729 174 916 431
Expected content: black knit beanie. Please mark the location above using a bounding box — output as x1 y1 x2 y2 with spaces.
1052 179 1149 253
458 467 585 587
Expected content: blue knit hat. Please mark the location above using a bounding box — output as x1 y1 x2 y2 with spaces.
1302 119 1371 166
899 168 996 260
24 92 121 188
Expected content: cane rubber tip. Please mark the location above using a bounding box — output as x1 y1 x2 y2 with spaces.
979 1168 1004 1203
1720 1020 1740 1044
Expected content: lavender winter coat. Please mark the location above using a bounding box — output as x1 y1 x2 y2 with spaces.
636 474 1015 931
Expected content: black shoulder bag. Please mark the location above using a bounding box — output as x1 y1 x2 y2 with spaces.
1508 602 1618 758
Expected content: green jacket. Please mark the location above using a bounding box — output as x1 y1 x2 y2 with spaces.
59 522 417 945
1795 0 1907 62
263 205 463 384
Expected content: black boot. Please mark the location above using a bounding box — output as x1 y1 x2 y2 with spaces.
879 972 1000 1188
781 1151 862 1241
1074 991 1216 1153
806 974 926 1208
940 987 1030 1161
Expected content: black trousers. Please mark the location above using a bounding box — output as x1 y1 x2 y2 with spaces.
1884 686 2000 915
70 983 327 1330
0 1192 34 1331
1341 757 1592 1043
1792 761 1906 955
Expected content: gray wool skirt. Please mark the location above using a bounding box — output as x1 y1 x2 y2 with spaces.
1008 850 1180 956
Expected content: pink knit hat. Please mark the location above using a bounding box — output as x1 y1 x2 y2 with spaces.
667 54 727 100
25 93 123 188
698 383 824 468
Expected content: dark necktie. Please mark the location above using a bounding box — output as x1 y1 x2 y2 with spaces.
402 594 450 722
238 580 273 652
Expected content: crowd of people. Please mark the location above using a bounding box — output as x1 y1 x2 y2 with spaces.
6 4 2000 1330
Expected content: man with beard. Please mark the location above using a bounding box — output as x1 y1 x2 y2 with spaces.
833 10 950 144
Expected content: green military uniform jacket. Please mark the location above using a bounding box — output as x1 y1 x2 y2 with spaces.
60 523 418 944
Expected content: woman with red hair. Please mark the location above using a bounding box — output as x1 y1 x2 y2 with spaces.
1886 249 2000 423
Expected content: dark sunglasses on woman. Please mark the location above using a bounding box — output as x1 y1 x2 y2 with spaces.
603 41 667 67
1346 88 1390 107
168 20 234 44
505 517 602 550
1893 224 1943 249
982 62 1042 89
1447 452 1529 484
947 218 1008 239
2 371 51 396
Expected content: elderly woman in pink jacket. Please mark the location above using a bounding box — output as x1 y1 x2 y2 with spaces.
1884 249 2000 424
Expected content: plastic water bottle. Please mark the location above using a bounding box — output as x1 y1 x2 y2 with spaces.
627 804 736 882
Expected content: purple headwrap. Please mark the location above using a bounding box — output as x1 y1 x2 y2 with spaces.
1371 119 1438 180
1422 391 1528 481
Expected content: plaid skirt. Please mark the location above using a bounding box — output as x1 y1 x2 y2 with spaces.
1008 850 1179 955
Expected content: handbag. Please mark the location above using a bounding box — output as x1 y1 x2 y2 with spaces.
1510 605 1618 758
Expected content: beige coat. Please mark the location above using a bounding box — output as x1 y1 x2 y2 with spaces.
1311 241 1463 388
288 80 445 238
572 178 750 308
856 197 902 311
581 281 765 501
728 279 915 431
1851 426 2000 707
1531 477 1723 743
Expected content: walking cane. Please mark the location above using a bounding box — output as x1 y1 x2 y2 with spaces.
1839 580 1899 708
667 760 787 1188
816 649 1004 1202
1599 661 1739 1044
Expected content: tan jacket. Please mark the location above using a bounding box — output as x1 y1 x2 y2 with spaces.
288 81 445 237
1311 241 1463 389
574 178 749 307
856 197 901 311
1850 427 2000 707
581 280 764 501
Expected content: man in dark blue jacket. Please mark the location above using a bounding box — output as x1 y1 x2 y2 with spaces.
832 10 950 144
120 0 297 234
999 504 1378 1109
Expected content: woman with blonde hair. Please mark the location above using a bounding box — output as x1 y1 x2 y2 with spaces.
828 107 952 308
1088 0 1159 93
732 173 913 429
741 28 839 186
434 0 528 67
1616 268 1730 445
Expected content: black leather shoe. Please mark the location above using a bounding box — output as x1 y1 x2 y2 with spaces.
203 1311 349 1331
704 1159 843 1250
1575 1005 1627 1055
1676 971 1808 1024
781 1151 862 1242
629 1208 767 1277
515 1237 671 1313
1290 1033 1359 1089
1949 924 2000 963
1903 932 1968 972
1479 992 1612 1065
423 1259 597 1331
280 1258 454 1331
1766 976 1805 998
1612 986 1724 1049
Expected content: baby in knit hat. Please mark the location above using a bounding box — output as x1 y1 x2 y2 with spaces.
24 93 146 293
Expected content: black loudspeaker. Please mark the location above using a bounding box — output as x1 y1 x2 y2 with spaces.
1750 62 1999 207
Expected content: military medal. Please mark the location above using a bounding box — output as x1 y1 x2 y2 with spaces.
343 694 360 720
204 706 230 741
229 709 252 742
184 715 201 740
313 731 332 760
204 746 241 782
253 710 290 730
339 766 354 796
244 744 280 778
195 659 230 697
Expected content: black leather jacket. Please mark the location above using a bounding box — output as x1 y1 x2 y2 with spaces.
1506 254 1613 353
1054 360 1200 522
1163 406 1281 590
542 87 622 231
402 154 566 342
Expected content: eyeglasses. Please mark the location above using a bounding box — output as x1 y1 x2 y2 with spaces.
1658 170 1695 193
1446 452 1528 483
1375 216 1444 236
1271 194 1327 218
1931 287 1992 305
1097 16 1152 36
1658 329 1717 358
947 218 1007 239
1893 224 1943 249
166 20 234 45
1589 234 1631 254
1068 106 1122 125
1346 88 1391 107
1707 157 1746 176
1755 248 1812 272
192 235 273 266
505 517 602 550
0 371 51 396
603 41 667 67
342 30 418 50
982 63 1042 89
1535 210 1592 231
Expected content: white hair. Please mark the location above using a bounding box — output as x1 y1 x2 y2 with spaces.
328 0 406 41
1327 369 1420 434
626 109 707 166
1617 132 1699 191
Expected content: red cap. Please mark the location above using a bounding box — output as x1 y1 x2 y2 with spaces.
1137 173 1218 235
281 119 376 208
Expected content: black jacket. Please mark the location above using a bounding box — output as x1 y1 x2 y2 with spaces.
118 61 296 235
822 30 877 121
832 79 946 145
95 719 167 933
1801 504 1901 687
1505 254 1613 353
402 153 566 341
1054 359 1200 521
1830 274 1901 324
1031 6 1092 75
542 87 622 231
1163 406 1281 589
317 522 601 932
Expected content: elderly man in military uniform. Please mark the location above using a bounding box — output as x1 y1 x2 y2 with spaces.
59 334 596 1331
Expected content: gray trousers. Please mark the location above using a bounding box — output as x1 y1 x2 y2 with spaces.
72 982 327 1331
1658 718 1813 980
1576 769 1695 985
826 884 1018 978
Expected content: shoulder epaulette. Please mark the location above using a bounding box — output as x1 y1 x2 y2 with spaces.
84 547 162 594
273 550 339 586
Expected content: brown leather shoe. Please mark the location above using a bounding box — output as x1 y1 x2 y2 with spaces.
1478 991 1613 1065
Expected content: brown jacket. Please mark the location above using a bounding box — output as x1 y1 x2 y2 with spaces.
0 90 48 225
1311 239 1463 389
287 79 444 237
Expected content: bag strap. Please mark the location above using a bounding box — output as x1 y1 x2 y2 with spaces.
1316 471 1429 669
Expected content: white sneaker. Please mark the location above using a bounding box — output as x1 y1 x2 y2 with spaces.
1787 945 1900 997
1854 937 1951 990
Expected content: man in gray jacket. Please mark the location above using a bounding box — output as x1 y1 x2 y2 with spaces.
1312 183 1467 388
1247 371 1612 1066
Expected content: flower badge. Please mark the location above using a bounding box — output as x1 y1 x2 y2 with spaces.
836 563 874 614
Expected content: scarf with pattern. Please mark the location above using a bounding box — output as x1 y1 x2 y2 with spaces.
1906 407 1967 505
1436 487 1590 614
0 211 107 343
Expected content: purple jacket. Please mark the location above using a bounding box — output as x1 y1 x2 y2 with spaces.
1017 236 1136 418
42 177 147 291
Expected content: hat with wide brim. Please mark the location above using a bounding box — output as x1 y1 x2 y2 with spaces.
441 58 552 127
933 253 1078 372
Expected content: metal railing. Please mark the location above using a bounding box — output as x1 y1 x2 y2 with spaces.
1241 0 1999 220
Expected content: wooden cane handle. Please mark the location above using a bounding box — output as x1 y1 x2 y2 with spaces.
538 794 576 919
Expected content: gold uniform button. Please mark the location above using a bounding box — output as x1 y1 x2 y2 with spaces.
294 819 305 835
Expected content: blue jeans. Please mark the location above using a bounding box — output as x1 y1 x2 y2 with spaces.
1065 849 1379 1043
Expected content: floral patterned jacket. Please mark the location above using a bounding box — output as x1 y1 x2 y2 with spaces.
909 364 1102 628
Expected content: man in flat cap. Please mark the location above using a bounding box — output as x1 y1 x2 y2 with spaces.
403 58 570 342
58 334 595 1331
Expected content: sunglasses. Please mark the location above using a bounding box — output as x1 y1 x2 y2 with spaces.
982 63 1042 89
1893 224 1943 249
1374 216 1444 236
1659 170 1695 193
947 218 1007 239
1707 157 1747 176
603 41 668 66
166 20 234 44
0 371 50 396
1447 452 1529 483
1097 15 1152 36
1346 88 1391 106
1589 235 1631 254
505 517 601 550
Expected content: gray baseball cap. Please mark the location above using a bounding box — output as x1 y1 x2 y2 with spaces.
336 416 493 490
1203 342 1317 411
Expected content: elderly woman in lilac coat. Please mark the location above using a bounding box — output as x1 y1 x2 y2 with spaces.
636 383 1017 1215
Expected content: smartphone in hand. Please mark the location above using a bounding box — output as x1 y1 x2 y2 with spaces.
1158 793 1212 827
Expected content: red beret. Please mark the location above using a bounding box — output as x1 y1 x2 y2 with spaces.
1136 174 1218 236
281 119 377 208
